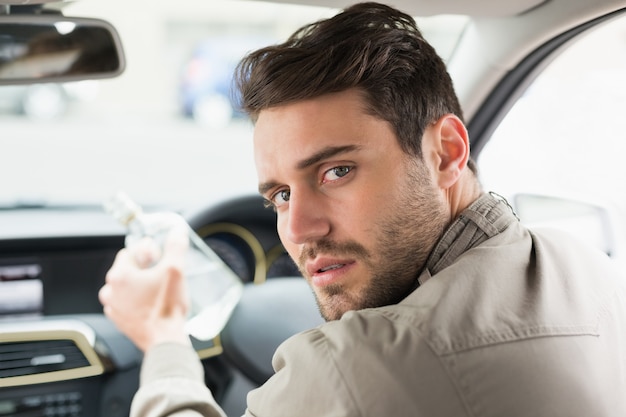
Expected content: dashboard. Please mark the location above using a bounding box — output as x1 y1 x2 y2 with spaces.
0 194 321 417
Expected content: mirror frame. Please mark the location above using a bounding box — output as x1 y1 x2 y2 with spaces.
0 14 125 85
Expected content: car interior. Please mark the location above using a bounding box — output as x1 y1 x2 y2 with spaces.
1 0 625 416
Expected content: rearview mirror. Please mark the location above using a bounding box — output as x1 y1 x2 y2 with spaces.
0 15 125 84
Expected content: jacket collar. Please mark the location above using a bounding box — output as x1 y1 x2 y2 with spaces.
419 192 519 285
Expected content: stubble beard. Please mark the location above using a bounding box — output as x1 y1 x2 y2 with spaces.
299 159 450 321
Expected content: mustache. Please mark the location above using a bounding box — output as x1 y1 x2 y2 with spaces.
298 238 370 267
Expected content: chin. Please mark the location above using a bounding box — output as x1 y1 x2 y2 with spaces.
316 289 361 321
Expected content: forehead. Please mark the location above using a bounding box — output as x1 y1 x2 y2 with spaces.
255 89 371 135
252 90 384 167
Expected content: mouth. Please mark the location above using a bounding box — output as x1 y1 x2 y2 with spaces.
305 258 355 287
318 263 345 273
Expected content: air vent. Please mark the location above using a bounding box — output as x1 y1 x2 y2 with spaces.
0 339 90 378
0 320 105 388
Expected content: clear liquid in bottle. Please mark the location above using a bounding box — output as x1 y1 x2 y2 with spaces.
104 191 243 341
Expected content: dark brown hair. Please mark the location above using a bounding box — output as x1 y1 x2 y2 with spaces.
235 2 474 169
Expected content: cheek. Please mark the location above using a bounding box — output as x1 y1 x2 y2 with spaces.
351 192 390 228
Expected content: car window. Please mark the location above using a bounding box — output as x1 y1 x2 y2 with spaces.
0 0 467 211
477 14 626 264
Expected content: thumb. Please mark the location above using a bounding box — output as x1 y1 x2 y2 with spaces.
161 225 190 268
157 266 189 317
155 225 191 318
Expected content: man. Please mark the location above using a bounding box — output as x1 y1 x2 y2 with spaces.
99 2 626 416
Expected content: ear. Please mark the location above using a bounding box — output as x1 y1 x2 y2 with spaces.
431 114 470 189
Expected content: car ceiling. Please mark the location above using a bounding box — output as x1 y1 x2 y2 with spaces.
254 0 547 17
445 0 626 122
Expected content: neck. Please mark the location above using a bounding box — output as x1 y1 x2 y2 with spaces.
446 170 483 220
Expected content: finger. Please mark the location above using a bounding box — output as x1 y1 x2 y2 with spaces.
161 225 190 268
105 248 133 283
158 267 188 318
129 237 161 268
156 228 191 317
102 304 114 320
101 305 132 344
98 284 111 306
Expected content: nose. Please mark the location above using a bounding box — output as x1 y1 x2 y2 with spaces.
279 189 330 245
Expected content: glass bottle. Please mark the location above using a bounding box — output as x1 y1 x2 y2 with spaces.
104 192 243 341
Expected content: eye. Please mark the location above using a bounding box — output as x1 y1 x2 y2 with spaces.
322 166 353 183
268 189 290 209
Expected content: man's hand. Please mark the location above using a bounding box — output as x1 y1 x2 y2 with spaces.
99 227 191 352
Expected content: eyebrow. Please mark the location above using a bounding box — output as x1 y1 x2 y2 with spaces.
258 144 361 195
296 144 361 169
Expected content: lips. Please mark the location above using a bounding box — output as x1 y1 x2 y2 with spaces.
305 257 355 287
307 257 348 275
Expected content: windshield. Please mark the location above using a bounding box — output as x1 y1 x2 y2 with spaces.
0 0 467 212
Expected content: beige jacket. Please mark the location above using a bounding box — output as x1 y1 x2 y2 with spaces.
132 193 626 417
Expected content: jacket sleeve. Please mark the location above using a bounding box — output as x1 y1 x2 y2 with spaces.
130 343 227 417
245 328 361 417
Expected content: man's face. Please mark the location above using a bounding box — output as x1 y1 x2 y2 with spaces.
254 89 449 321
